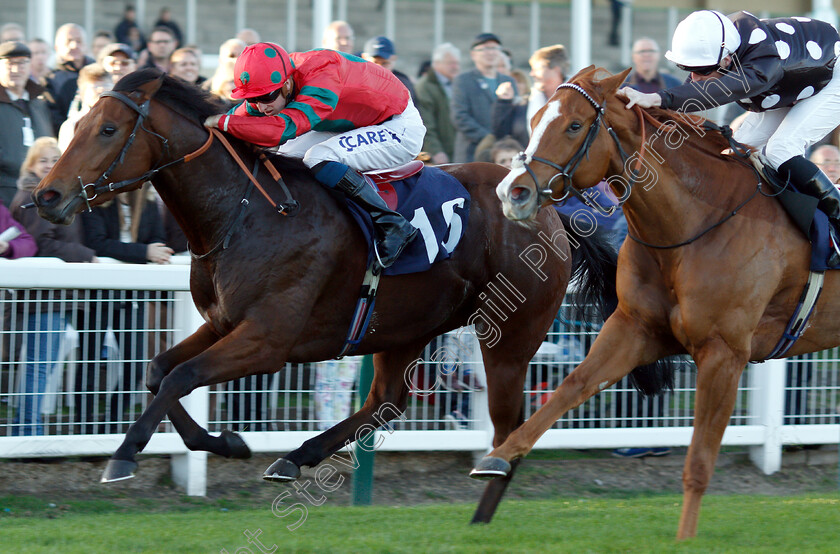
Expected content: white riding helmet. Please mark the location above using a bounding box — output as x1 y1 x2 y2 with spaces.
665 10 741 68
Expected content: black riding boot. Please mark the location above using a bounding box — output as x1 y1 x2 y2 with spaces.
780 155 840 265
332 167 418 269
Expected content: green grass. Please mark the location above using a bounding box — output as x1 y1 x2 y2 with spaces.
1 494 838 553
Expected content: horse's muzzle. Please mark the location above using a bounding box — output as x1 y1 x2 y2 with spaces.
35 188 78 225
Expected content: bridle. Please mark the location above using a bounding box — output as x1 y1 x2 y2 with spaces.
514 81 765 249
515 82 640 216
75 89 214 211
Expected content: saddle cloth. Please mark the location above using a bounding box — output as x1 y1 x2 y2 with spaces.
761 169 838 271
343 166 471 276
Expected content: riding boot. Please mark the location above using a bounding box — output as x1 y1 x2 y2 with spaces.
313 161 418 268
780 155 840 265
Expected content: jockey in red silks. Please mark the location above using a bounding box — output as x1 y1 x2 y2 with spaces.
204 42 423 268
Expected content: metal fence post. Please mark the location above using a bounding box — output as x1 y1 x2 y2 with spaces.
351 355 376 505
748 359 786 474
170 291 209 495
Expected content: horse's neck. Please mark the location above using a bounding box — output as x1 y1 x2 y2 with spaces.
611 114 749 246
154 147 266 254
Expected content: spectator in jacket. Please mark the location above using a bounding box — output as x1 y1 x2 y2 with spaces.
321 21 354 54
362 36 419 108
27 38 51 85
114 4 145 50
139 26 177 73
451 33 515 162
154 7 183 48
98 42 137 85
416 43 461 164
78 185 171 432
622 37 681 93
527 44 569 125
91 30 115 61
9 137 96 435
45 24 94 134
0 41 54 207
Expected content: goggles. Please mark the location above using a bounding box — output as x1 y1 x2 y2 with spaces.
676 63 720 76
248 87 283 104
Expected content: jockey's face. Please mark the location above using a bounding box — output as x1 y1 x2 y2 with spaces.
252 78 292 116
689 54 731 82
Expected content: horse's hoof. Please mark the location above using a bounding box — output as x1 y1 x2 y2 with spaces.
470 456 511 480
263 458 301 482
221 430 252 459
100 459 138 483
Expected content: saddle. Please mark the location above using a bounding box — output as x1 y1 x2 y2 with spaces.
363 160 425 210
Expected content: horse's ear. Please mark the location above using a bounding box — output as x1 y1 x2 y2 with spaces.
598 68 633 96
135 72 165 101
570 65 598 83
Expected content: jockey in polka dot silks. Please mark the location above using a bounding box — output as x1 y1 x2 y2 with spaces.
204 42 424 269
618 10 840 263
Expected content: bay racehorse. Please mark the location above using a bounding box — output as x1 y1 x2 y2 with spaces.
482 66 840 538
32 69 624 522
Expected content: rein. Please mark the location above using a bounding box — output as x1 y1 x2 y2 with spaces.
79 89 298 218
519 81 765 250
625 110 764 249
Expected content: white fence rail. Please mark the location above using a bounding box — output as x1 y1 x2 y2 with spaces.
1 259 838 495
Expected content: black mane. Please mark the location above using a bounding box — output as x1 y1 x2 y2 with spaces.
115 68 308 173
115 68 228 124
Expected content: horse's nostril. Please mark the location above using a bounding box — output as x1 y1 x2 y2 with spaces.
37 189 60 207
510 186 531 203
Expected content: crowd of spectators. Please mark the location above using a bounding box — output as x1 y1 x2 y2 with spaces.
0 8 835 439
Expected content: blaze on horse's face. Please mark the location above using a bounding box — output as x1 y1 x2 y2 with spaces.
33 77 164 225
495 67 630 221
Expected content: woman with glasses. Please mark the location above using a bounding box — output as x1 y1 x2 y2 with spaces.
618 10 840 261
204 42 424 269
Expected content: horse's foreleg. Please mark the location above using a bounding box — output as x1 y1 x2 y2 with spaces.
263 345 419 481
472 313 668 477
101 321 275 483
147 324 250 459
470 349 528 524
677 340 746 540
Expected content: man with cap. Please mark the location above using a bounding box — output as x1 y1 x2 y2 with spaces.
0 41 53 206
45 23 94 134
203 42 425 269
361 36 418 108
450 32 515 162
97 42 137 84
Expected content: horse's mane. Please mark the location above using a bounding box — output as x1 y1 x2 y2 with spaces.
115 69 309 173
578 69 739 163
115 68 229 124
640 107 734 158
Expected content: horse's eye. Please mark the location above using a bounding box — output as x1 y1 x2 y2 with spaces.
100 126 117 137
568 122 583 132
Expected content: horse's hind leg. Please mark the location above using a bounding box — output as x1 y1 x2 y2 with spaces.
472 313 670 476
677 341 746 540
146 323 250 460
263 344 421 481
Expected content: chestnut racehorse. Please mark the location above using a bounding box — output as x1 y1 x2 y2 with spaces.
32 69 626 522
482 66 840 538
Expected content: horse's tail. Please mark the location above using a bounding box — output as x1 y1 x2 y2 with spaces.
561 212 676 397
560 211 618 324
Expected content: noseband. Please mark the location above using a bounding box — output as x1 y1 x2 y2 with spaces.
515 83 637 216
76 90 213 211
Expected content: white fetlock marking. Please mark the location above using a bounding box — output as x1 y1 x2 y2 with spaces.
598 380 609 391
